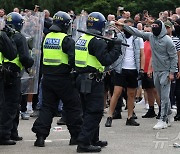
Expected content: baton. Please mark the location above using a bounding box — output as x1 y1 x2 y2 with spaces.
77 29 129 47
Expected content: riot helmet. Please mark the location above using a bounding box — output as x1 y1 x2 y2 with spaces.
6 12 24 31
87 12 106 35
49 11 72 34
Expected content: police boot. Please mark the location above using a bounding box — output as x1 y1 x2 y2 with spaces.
0 139 16 145
11 136 23 141
34 136 45 147
77 144 101 153
69 137 78 145
92 140 108 147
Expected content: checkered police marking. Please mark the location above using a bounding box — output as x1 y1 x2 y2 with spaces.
75 39 87 51
44 38 61 49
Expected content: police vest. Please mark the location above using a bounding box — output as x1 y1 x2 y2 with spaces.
4 55 23 70
43 32 68 66
75 34 104 72
0 52 3 65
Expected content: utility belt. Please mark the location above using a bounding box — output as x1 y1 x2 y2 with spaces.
80 72 105 82
78 72 105 94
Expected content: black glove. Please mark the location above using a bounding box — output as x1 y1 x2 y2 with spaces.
2 25 15 37
113 38 122 45
138 69 144 80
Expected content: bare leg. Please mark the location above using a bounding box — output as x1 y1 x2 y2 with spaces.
108 86 123 117
127 88 136 119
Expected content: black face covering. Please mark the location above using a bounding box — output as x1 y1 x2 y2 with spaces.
152 20 162 36
124 30 132 38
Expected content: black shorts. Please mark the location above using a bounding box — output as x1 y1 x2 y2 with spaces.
114 69 138 88
142 73 155 89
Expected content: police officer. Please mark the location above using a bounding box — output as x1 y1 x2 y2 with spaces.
0 29 17 145
0 12 34 145
32 11 83 147
75 12 122 153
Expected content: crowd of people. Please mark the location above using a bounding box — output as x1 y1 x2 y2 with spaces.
0 4 180 153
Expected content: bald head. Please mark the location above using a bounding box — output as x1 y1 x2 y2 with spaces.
107 14 115 22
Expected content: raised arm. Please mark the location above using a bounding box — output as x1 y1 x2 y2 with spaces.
123 25 151 41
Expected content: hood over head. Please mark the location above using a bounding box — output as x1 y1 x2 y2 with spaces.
152 20 167 38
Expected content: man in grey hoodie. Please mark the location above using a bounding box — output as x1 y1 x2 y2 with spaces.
119 20 178 129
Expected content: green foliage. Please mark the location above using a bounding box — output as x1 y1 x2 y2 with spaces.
0 0 180 18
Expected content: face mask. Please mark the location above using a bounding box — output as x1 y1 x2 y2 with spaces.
152 20 162 36
174 25 180 36
124 30 132 38
152 27 161 36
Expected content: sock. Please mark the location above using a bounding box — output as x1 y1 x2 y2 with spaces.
27 102 33 111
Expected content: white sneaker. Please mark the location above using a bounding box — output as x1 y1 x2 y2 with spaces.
153 120 167 130
172 105 177 109
167 121 171 127
168 109 177 123
145 103 149 110
136 98 145 105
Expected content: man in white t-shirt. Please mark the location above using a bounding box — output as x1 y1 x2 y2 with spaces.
105 19 145 127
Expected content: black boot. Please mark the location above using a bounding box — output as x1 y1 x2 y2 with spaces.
105 117 112 127
34 136 45 147
77 144 101 153
0 139 16 145
92 140 108 147
69 137 78 145
11 136 23 141
142 108 157 118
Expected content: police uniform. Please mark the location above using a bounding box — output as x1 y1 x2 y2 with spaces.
0 12 34 144
0 30 17 144
75 33 121 150
1 31 34 142
32 11 83 147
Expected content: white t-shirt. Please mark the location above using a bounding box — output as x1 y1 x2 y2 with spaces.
122 36 144 69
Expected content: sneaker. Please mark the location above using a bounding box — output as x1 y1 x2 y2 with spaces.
153 120 167 130
142 110 157 118
27 110 34 115
167 121 171 127
126 117 140 126
112 111 122 119
21 112 30 120
132 112 138 119
168 109 177 123
172 105 177 109
105 117 112 127
30 110 39 117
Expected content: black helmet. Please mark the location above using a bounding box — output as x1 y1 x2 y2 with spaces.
87 12 106 34
50 11 72 34
6 12 24 31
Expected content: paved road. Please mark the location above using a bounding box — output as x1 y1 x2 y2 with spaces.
1 104 180 154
